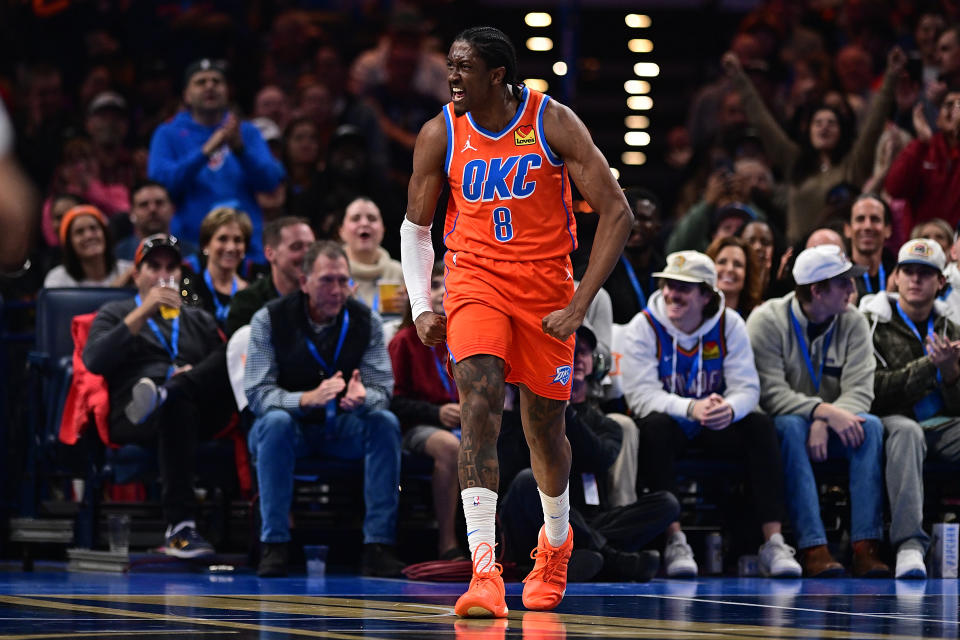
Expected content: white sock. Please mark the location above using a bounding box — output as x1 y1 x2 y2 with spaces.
538 484 570 547
461 488 498 561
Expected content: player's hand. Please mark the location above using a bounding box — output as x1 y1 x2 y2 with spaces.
414 311 446 347
339 370 366 411
807 419 829 462
439 402 461 428
542 305 584 342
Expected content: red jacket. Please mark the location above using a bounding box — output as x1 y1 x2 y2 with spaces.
388 325 458 431
885 132 960 228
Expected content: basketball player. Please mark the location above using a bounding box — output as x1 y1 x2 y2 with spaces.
400 27 632 617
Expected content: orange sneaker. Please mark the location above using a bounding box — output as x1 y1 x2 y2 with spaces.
454 618 508 640
454 542 508 618
522 525 573 611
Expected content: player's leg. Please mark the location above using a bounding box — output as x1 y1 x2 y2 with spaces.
518 387 573 611
451 354 508 618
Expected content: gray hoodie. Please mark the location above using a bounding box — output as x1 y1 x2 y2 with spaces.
746 292 875 418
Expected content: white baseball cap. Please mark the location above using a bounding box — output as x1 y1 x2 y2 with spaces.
653 251 718 289
897 238 946 272
792 244 866 285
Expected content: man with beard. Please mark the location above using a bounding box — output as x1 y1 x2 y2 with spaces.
603 188 664 324
845 194 895 300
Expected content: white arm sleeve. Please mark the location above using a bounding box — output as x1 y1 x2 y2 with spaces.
400 216 435 321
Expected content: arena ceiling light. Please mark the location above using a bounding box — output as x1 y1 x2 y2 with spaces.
624 115 649 128
553 61 568 76
625 14 651 28
610 167 621 180
622 151 647 165
624 80 650 94
624 131 651 146
633 62 660 77
628 39 653 53
526 37 553 52
524 78 549 92
525 12 552 27
627 96 653 110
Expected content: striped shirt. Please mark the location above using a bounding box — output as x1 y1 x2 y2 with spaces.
244 304 394 417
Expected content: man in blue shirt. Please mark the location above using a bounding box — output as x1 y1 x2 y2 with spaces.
148 59 285 262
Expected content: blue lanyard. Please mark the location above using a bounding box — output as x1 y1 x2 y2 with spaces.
940 285 952 301
304 308 350 421
204 269 238 324
861 262 885 294
620 256 648 310
135 294 179 379
895 301 936 344
789 306 834 391
895 301 942 385
432 347 456 401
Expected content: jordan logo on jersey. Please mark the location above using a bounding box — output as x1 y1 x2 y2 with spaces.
461 134 477 153
514 124 536 146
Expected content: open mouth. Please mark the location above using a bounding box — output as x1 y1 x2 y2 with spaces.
451 87 464 102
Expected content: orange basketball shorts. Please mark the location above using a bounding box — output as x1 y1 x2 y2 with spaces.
442 250 575 400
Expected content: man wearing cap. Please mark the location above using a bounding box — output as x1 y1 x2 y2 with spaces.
746 244 890 577
147 58 285 262
85 90 134 190
621 251 800 578
859 238 960 579
846 194 896 301
83 234 224 558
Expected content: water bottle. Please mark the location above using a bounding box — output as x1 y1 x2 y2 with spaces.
705 532 723 575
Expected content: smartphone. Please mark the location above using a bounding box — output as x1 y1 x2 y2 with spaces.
907 53 923 84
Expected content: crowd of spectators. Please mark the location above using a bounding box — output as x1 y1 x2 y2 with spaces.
4 1 960 581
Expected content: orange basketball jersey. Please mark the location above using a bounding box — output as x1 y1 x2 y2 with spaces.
442 87 577 261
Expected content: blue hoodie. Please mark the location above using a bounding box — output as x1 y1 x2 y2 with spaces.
147 111 285 262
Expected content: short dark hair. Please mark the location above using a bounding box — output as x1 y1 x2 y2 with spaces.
795 283 814 304
129 180 170 207
454 26 524 101
852 193 892 226
302 240 348 275
795 280 834 304
263 216 311 249
623 187 662 219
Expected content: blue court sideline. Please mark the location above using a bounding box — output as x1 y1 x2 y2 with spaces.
0 571 956 639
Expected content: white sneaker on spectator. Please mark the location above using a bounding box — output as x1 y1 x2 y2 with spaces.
664 531 698 578
895 547 926 579
759 533 802 578
124 377 166 424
